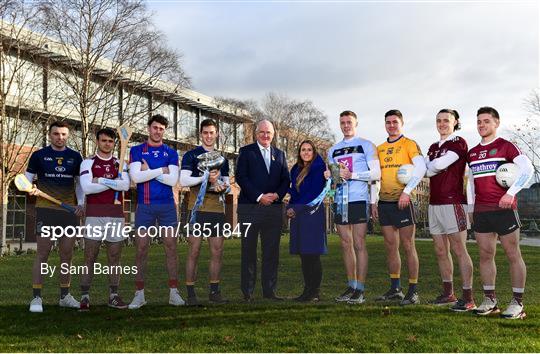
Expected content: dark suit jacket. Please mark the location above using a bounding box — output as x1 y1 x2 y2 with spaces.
236 142 290 218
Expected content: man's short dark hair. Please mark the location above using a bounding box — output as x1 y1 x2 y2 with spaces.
438 108 461 131
148 114 169 127
340 110 357 119
384 109 403 120
96 128 116 141
200 118 218 132
477 106 500 120
48 120 70 132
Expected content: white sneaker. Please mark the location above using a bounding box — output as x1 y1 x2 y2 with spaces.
474 296 499 316
169 288 186 306
59 293 80 308
128 290 147 310
29 297 43 313
501 298 526 319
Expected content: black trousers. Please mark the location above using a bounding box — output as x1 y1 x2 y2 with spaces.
240 213 282 297
300 254 322 294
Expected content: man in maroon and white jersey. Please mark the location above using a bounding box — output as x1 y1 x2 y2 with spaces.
425 109 475 312
79 128 130 311
467 106 534 320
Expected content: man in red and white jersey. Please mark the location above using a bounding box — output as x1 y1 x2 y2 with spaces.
79 128 130 310
467 106 534 319
426 109 475 312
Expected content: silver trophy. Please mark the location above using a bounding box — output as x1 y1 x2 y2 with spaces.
329 163 343 186
197 151 226 192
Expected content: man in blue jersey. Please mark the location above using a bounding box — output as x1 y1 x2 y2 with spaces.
180 119 230 305
325 111 381 304
127 114 183 309
27 121 84 313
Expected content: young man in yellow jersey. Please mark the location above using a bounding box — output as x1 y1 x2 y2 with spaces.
372 110 427 305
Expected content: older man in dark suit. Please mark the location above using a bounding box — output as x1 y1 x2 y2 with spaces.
236 119 290 301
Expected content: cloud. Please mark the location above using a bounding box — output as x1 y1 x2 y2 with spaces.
149 1 538 151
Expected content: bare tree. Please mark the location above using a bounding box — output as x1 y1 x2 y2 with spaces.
214 93 335 164
0 1 52 254
38 0 191 157
509 89 540 184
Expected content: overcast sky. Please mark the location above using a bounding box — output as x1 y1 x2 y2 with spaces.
148 1 538 152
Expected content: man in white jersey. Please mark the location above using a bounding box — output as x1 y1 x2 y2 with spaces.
325 110 380 304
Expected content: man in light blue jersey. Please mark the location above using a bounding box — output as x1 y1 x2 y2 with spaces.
325 110 381 304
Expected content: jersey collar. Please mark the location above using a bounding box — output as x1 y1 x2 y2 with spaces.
387 135 403 144
480 136 500 146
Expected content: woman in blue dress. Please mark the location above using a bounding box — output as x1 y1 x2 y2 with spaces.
286 140 328 302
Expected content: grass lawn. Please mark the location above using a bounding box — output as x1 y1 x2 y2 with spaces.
0 235 539 352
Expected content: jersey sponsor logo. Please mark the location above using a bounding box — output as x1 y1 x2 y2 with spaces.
384 156 393 162
332 145 364 157
55 166 66 172
337 156 353 172
470 161 499 176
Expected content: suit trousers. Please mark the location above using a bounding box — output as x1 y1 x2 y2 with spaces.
239 212 283 297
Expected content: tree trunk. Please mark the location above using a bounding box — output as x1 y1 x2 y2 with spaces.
0 187 8 256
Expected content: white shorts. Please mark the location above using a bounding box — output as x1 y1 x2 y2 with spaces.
84 217 126 243
428 204 470 235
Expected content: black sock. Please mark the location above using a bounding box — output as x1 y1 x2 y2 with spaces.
109 285 118 295
186 284 196 298
60 286 69 299
209 282 219 293
33 287 42 298
80 285 90 297
408 283 417 294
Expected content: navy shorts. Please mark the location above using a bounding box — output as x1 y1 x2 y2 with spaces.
378 201 416 228
473 209 521 235
333 201 369 225
188 211 226 237
135 204 178 228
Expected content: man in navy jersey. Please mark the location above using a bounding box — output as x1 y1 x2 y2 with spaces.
180 119 230 305
27 121 84 313
467 106 534 319
128 114 183 309
79 128 130 310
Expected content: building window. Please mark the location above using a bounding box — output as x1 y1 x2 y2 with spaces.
6 188 26 241
219 120 235 153
178 107 198 144
123 90 149 131
153 99 175 140
237 123 245 147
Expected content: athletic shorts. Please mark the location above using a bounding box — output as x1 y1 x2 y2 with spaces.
36 207 79 237
135 204 178 228
84 216 126 243
428 204 470 235
378 201 416 228
187 211 226 237
333 201 369 225
473 209 521 235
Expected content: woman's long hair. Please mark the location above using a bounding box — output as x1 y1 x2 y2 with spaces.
295 140 319 192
